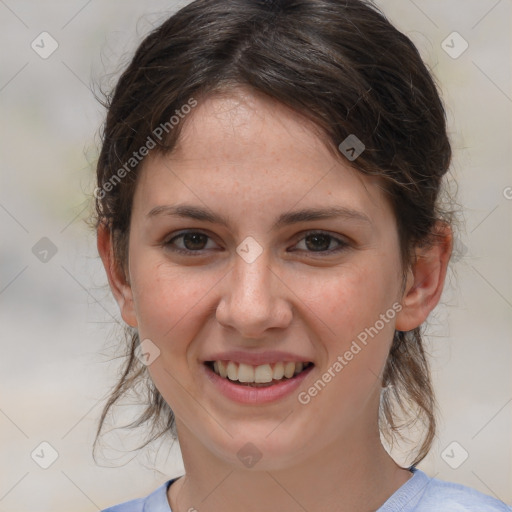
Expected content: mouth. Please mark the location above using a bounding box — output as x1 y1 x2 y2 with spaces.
204 360 314 388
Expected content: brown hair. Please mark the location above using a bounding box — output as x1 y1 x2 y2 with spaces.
94 0 452 466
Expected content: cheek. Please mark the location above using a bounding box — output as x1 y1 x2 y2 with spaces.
130 257 218 349
292 266 398 422
294 262 397 338
288 257 400 389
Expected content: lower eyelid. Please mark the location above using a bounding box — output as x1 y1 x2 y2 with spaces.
163 231 348 254
165 232 218 252
290 233 348 252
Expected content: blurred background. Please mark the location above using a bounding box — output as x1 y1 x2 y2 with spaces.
0 1 510 510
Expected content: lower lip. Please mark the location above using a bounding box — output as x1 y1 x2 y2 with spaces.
202 364 314 404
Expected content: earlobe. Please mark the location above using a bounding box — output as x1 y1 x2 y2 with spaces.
395 223 452 332
97 223 138 328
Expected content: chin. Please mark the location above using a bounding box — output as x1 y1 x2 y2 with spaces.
206 427 310 472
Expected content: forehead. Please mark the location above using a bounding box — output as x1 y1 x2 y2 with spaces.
134 89 393 225
174 88 334 172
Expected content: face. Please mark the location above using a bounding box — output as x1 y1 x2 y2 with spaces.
114 88 412 470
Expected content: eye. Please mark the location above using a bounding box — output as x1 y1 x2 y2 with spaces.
164 231 220 254
290 231 348 253
163 230 347 256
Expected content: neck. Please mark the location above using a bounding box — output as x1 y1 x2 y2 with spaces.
168 422 411 512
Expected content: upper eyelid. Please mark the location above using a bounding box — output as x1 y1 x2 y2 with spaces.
292 231 347 246
165 230 220 247
165 229 348 251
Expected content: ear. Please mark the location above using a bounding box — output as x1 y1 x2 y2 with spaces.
395 222 452 332
97 223 138 328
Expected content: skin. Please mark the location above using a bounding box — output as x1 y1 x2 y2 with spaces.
98 87 452 512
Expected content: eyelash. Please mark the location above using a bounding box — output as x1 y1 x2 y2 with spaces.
163 230 349 256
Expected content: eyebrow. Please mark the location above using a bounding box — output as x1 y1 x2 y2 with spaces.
147 204 372 229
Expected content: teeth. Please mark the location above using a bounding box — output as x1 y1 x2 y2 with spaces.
217 360 228 378
238 363 254 383
227 361 238 381
254 364 273 383
284 362 295 378
273 362 284 380
210 360 310 383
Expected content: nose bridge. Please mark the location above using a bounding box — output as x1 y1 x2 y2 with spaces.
216 249 291 336
232 251 273 311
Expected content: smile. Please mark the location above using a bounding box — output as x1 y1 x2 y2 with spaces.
206 360 313 387
202 360 315 407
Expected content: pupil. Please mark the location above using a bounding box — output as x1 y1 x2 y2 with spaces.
184 233 207 250
306 234 330 251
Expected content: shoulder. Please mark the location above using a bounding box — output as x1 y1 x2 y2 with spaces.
404 469 511 512
101 479 176 512
418 472 511 511
102 497 144 512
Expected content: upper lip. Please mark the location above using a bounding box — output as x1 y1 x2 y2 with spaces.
203 350 314 366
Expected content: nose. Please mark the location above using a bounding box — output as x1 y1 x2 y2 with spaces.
215 249 293 338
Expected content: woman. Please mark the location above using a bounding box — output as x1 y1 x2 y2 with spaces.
94 0 510 510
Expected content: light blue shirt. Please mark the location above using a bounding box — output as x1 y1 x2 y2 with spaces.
101 468 511 511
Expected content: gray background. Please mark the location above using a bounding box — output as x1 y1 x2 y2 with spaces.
1 0 511 510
